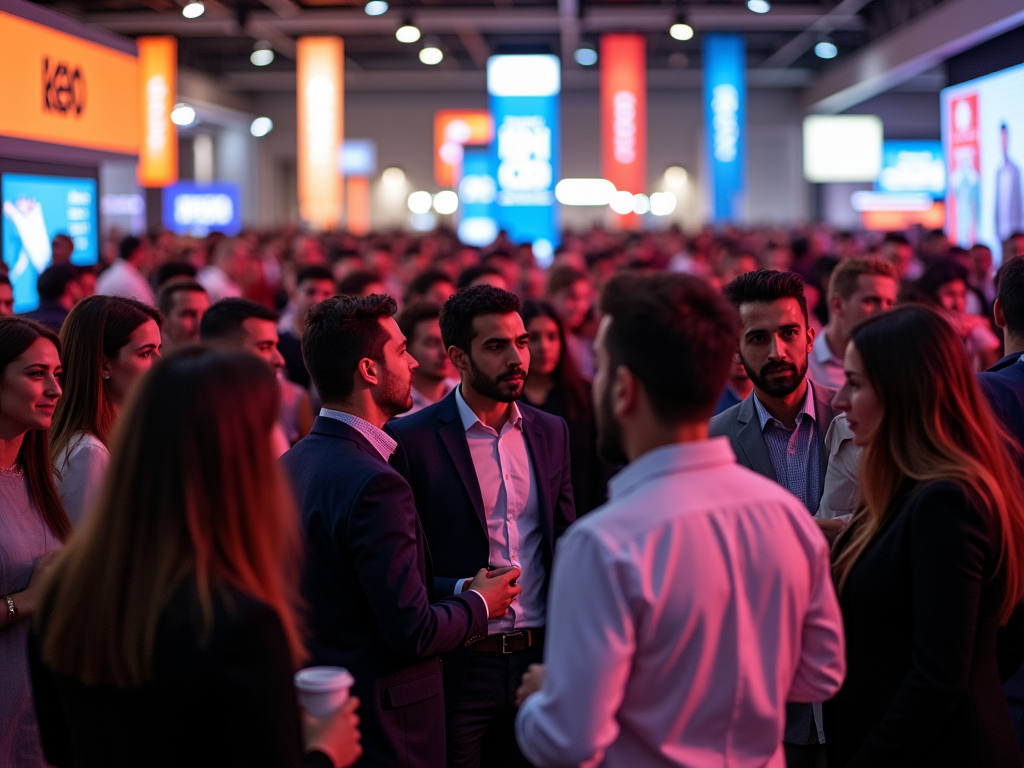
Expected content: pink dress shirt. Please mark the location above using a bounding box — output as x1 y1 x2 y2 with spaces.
515 438 845 768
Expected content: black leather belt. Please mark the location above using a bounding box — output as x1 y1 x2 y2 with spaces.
473 628 545 654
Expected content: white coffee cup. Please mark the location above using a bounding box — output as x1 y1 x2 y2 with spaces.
294 666 355 718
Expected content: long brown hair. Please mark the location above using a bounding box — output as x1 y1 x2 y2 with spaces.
39 348 305 686
0 318 70 542
50 295 162 460
833 306 1024 622
520 300 592 422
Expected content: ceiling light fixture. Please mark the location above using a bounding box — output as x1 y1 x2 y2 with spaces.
814 39 838 59
669 19 694 41
747 0 771 13
364 0 388 16
573 47 598 66
419 45 443 65
396 22 421 43
170 103 196 126
250 117 274 137
251 41 274 66
182 0 205 18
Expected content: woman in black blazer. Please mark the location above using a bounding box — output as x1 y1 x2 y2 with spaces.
28 349 361 768
827 305 1024 767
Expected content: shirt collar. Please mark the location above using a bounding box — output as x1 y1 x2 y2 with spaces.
318 408 397 460
454 385 523 434
753 379 816 432
812 328 841 365
609 438 737 501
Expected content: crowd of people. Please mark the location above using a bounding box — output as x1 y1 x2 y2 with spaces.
0 218 1023 768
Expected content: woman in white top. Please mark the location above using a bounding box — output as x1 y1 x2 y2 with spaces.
50 296 162 526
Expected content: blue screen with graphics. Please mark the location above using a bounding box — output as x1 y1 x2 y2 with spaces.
1 173 99 313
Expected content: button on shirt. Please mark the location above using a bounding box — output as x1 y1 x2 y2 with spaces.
454 387 544 632
515 439 846 768
319 408 397 461
753 382 821 515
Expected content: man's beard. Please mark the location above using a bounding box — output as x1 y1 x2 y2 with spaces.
740 354 808 399
595 381 628 466
373 363 413 419
467 358 525 403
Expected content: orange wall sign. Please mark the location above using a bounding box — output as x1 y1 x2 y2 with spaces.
600 34 647 226
137 37 177 188
434 110 493 187
297 36 344 230
0 10 138 155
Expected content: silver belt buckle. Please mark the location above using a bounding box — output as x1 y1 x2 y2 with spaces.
502 631 524 654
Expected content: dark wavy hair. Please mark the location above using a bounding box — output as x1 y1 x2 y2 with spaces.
0 317 70 541
520 300 591 422
723 269 808 325
440 285 521 352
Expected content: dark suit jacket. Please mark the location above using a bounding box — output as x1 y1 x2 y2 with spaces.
981 354 1024 449
29 582 331 768
385 390 576 708
708 382 836 745
281 416 488 768
825 480 1024 768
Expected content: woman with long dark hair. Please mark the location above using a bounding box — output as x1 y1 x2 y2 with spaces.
0 317 69 768
520 300 607 514
827 305 1024 767
50 295 162 525
29 348 361 768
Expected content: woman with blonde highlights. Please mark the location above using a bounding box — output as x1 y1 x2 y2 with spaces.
29 348 361 768
827 305 1024 767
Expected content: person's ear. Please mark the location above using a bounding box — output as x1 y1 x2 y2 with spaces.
994 298 1007 331
806 323 816 352
829 292 843 317
448 345 469 376
357 357 379 387
101 357 112 381
612 365 635 420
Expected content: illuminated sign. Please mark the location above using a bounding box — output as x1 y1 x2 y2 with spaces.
876 141 945 197
600 35 646 227
803 115 883 183
162 181 241 236
488 54 560 264
703 34 746 223
458 146 498 247
340 139 377 176
434 110 493 187
137 37 178 188
297 36 344 230
0 10 138 155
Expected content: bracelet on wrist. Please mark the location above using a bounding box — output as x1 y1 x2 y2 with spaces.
3 594 16 627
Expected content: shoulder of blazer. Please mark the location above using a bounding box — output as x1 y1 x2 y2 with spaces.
709 395 753 436
387 392 457 441
517 400 567 437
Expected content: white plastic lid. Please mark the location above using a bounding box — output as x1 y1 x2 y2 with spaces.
294 666 355 692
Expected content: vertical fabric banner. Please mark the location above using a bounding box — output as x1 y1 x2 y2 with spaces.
435 110 493 188
458 146 498 247
703 34 746 223
137 36 177 188
297 37 344 230
600 34 646 229
488 54 560 265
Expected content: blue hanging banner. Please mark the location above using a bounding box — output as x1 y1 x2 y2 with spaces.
487 54 560 265
458 147 499 247
703 34 746 223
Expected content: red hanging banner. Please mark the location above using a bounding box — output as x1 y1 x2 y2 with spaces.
600 34 647 228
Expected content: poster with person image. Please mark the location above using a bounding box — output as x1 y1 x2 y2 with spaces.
1 173 98 312
942 61 1024 264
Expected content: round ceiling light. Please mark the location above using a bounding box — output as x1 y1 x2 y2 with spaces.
364 0 388 16
669 22 694 41
419 46 443 65
170 103 196 126
396 23 421 43
573 47 598 66
182 0 205 18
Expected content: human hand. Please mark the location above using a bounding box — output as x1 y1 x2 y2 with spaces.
304 696 362 768
14 550 61 617
515 664 545 707
469 566 522 619
815 517 847 546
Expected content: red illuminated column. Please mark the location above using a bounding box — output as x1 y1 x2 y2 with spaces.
600 34 647 229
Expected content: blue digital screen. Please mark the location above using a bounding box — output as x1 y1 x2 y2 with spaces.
162 181 242 237
876 141 946 197
703 34 747 223
1 173 98 313
340 139 377 176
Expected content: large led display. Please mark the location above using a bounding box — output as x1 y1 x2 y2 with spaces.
942 61 1024 262
803 115 883 183
162 181 242 237
2 173 98 312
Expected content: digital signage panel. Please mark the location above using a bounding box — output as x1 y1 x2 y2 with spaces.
162 181 242 237
2 173 98 312
703 34 746 223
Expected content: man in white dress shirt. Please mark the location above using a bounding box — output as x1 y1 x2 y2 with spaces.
95 236 155 306
515 272 846 768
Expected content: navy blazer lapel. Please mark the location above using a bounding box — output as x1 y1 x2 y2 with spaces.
736 396 778 482
436 394 488 536
519 407 555 550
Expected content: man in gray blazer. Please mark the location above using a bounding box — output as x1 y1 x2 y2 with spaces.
710 269 838 768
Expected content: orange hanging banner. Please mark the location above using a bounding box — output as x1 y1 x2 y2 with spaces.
0 10 139 155
434 110 493 187
346 176 370 236
136 36 178 188
600 34 647 227
297 36 344 230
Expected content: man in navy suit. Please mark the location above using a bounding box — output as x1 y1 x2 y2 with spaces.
281 294 521 768
387 285 577 768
